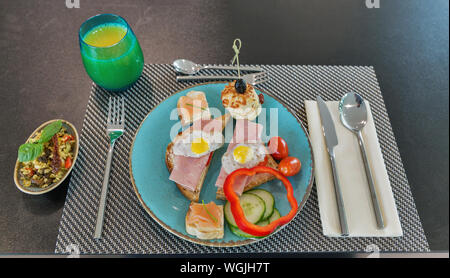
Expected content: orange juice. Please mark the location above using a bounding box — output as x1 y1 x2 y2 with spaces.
83 24 127 47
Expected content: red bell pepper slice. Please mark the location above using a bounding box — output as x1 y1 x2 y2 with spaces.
223 166 298 237
62 134 74 143
256 155 269 167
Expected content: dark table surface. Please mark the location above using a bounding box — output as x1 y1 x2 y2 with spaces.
0 0 448 254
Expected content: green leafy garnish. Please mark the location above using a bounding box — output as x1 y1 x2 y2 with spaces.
202 200 218 224
38 120 62 143
18 143 43 162
18 120 62 162
186 103 207 111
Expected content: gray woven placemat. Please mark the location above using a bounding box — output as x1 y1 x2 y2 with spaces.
55 64 429 254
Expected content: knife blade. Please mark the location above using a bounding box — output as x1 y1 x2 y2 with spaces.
317 95 338 152
316 95 349 236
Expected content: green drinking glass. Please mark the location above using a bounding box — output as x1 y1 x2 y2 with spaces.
79 14 144 91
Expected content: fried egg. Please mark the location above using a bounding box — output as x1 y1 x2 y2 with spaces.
221 81 262 121
173 130 224 158
221 143 267 174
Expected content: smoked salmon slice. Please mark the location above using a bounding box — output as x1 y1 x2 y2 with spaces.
185 201 224 239
177 91 211 126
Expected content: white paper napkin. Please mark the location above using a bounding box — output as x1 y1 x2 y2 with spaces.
305 100 403 237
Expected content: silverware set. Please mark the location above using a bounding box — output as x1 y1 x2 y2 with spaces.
317 93 384 236
173 58 269 85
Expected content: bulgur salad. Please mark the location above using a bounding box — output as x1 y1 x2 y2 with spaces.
17 120 76 188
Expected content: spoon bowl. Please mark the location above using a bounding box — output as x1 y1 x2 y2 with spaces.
172 59 200 75
339 92 367 132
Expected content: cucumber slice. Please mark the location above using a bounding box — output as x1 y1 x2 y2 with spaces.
256 219 269 226
224 201 237 227
231 208 282 239
246 189 275 220
240 193 266 224
224 193 266 227
269 208 281 223
229 225 264 238
230 217 270 238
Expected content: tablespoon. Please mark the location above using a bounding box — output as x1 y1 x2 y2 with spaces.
339 92 385 229
173 59 262 75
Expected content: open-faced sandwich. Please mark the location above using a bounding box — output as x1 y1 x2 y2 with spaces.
177 91 211 126
166 94 231 202
215 119 278 200
186 201 224 239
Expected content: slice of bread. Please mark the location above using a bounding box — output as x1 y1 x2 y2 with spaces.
216 154 278 200
165 114 231 202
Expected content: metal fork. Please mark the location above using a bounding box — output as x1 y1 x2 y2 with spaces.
94 96 125 240
176 72 270 85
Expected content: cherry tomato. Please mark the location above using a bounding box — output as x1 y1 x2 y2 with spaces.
267 136 289 160
279 157 301 176
65 157 72 169
258 93 264 104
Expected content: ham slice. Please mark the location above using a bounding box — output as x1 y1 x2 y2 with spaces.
215 119 264 195
169 116 223 191
169 154 210 191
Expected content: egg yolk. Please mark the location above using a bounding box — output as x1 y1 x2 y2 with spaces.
233 145 254 164
191 137 210 155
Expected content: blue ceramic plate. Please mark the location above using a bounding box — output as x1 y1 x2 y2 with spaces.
129 82 314 247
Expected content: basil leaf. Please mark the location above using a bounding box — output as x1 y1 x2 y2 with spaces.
39 120 62 143
18 143 44 162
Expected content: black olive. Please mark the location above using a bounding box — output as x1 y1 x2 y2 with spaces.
235 79 247 94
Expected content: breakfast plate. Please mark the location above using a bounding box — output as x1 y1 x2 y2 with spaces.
129 82 314 247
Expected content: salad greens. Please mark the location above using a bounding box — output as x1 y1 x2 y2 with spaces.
18 120 62 162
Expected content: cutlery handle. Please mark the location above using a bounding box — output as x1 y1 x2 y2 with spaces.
203 65 263 72
94 143 115 239
357 131 385 229
329 150 349 236
177 75 238 82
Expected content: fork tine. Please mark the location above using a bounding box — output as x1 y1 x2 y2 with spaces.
116 97 122 125
254 72 268 80
107 97 112 124
253 71 268 78
254 76 269 84
120 98 125 124
253 74 270 85
113 97 118 124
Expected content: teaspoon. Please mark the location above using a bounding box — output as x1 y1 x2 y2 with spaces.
172 59 262 75
339 92 385 229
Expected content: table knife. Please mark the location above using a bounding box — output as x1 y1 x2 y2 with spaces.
316 95 349 236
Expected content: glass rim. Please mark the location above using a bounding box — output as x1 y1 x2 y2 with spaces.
79 13 130 49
